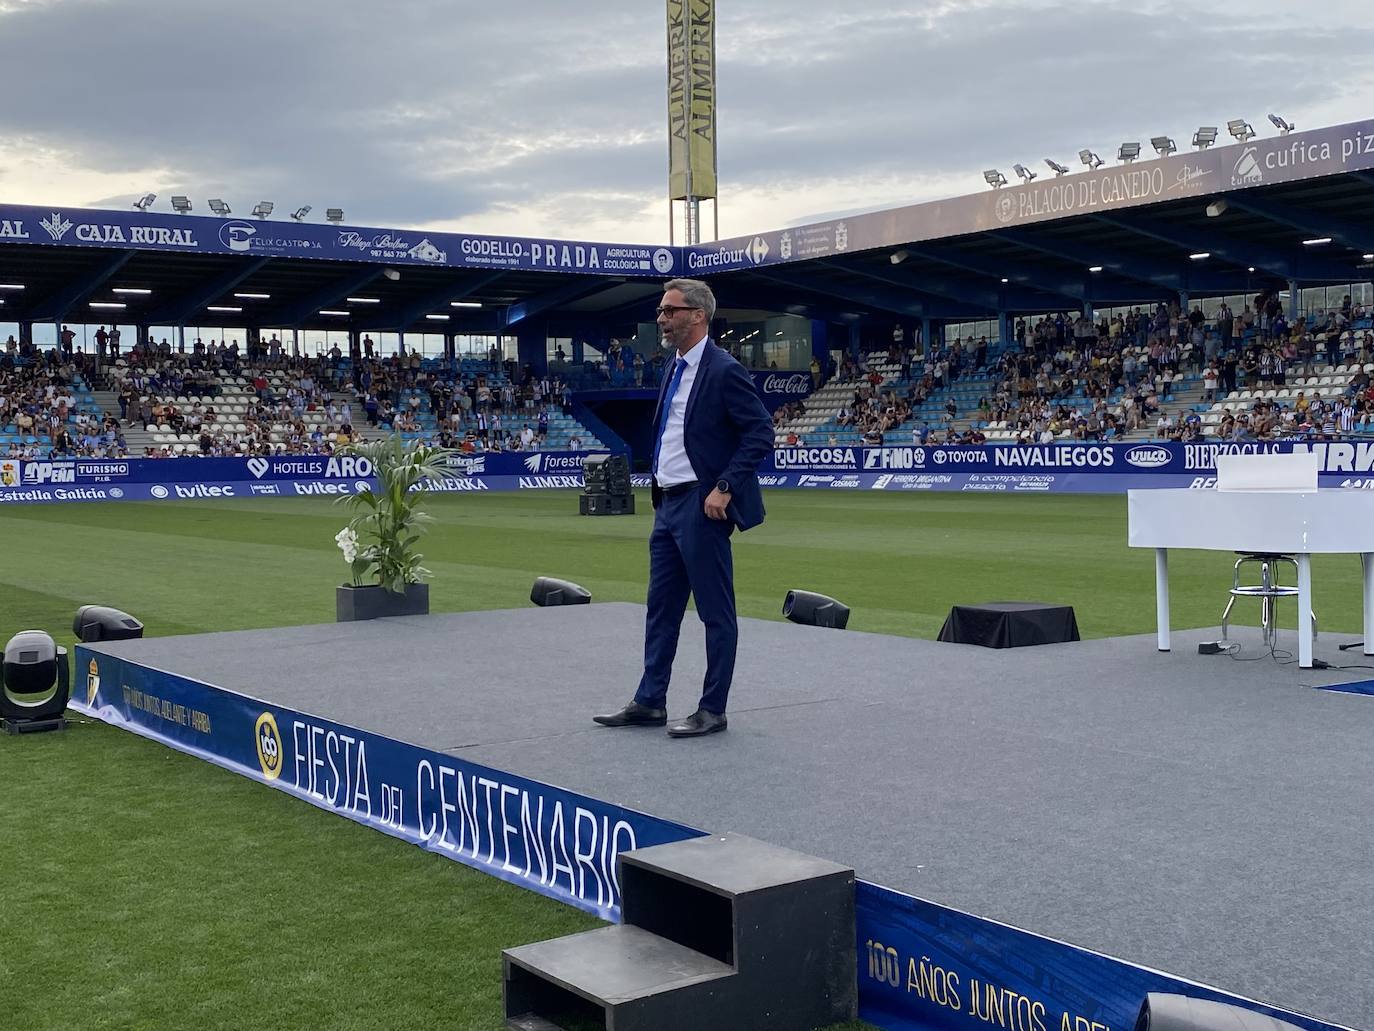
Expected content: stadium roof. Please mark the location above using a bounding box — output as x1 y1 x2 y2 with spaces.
1 116 1373 334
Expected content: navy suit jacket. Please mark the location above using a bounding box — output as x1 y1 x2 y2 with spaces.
650 339 774 532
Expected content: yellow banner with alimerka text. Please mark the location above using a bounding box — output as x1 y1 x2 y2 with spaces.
667 0 717 200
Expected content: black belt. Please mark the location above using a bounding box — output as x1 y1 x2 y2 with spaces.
660 480 699 497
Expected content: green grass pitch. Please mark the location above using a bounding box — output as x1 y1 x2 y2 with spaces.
0 490 1364 1030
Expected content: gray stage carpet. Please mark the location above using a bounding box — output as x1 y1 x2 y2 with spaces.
91 605 1374 1028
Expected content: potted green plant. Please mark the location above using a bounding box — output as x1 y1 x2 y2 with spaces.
333 435 459 621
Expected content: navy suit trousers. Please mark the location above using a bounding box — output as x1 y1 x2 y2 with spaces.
634 489 737 715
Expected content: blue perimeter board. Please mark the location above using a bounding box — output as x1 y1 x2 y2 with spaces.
73 605 1372 1031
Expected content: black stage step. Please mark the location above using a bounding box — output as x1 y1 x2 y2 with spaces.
504 832 855 1031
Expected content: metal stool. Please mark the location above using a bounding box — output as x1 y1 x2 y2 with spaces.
1221 552 1317 650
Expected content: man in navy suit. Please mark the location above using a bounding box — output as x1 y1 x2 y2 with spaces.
594 278 773 737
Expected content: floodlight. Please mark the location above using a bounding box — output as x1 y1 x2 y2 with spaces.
208 199 231 216
171 196 192 214
530 577 592 606
382 268 401 281
1 630 70 734
1088 265 1104 273
983 169 1007 189
1192 126 1218 149
1189 252 1210 260
1013 163 1037 183
1151 136 1176 156
1268 113 1294 134
1302 237 1332 246
326 208 345 223
1227 119 1255 142
1078 149 1104 170
783 590 850 630
133 193 157 211
290 205 312 222
1117 142 1141 163
1134 993 1304 1031
1045 159 1069 176
1206 199 1229 217
72 606 144 643
890 250 910 265
251 201 274 219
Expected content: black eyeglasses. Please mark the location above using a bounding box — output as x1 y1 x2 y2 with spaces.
655 305 701 317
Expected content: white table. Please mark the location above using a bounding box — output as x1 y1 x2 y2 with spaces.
1127 489 1374 668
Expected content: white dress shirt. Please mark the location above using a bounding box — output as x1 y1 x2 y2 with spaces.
655 338 706 487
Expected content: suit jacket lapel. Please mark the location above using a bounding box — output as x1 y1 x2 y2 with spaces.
683 339 714 431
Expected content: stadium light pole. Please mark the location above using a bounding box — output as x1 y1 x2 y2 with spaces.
1044 159 1069 177
1150 136 1176 157
1227 119 1255 143
1192 126 1218 149
982 169 1007 189
1078 149 1104 170
1268 113 1295 135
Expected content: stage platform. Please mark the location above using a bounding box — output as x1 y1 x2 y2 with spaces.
86 605 1374 1029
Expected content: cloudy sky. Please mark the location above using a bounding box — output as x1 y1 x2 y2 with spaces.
2 0 1372 245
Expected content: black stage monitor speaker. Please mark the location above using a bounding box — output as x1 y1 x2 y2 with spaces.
1134 994 1304 1031
783 590 850 629
531 577 592 607
1 630 70 733
73 605 145 643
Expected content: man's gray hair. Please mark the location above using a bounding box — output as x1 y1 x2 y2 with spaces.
664 278 716 323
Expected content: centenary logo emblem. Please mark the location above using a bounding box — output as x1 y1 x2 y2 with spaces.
255 711 284 780
86 658 100 706
246 457 270 479
652 247 674 273
995 193 1018 224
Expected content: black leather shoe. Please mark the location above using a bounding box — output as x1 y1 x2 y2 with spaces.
666 709 728 738
592 701 667 727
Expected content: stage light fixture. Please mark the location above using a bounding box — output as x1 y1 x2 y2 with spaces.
1151 136 1176 156
1227 119 1255 142
1 630 70 734
290 205 312 222
251 201 274 219
1078 149 1104 170
208 199 231 216
1268 113 1294 134
171 196 192 214
326 207 345 223
133 192 157 211
890 250 911 265
1013 163 1037 183
1205 199 1229 217
1044 159 1069 176
72 605 145 643
580 453 633 515
1133 993 1304 1031
1117 142 1141 163
983 169 1007 189
1192 126 1218 149
530 577 592 607
783 590 850 630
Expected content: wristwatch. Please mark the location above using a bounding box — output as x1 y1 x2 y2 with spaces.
715 478 731 494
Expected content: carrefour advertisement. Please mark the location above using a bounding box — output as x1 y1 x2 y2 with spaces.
762 440 1374 493
683 116 1374 273
71 647 703 920
0 451 640 503
857 882 1347 1031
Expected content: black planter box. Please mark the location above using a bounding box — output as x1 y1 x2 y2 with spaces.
336 583 430 621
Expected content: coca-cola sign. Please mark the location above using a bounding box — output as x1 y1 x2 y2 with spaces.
752 371 814 412
763 373 811 393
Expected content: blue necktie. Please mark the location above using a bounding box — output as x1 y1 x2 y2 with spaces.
652 357 688 476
